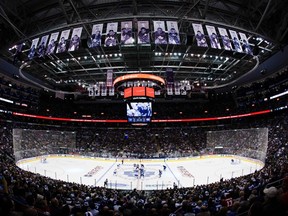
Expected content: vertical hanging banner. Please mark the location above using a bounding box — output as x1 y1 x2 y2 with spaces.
28 38 39 60
68 27 82 51
218 27 232 51
174 81 181 95
229 30 243 53
46 32 59 55
94 84 100 96
239 32 253 55
101 84 107 96
37 35 49 57
56 29 70 53
91 24 103 47
88 85 94 97
192 23 208 47
137 21 150 44
166 68 174 85
166 84 174 95
153 21 167 44
106 69 113 87
166 21 180 44
121 21 134 45
205 25 221 49
105 22 118 47
108 86 115 96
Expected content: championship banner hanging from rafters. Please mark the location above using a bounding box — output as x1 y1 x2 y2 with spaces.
105 22 118 47
166 84 173 95
91 24 103 47
166 21 180 44
239 32 253 55
68 27 82 51
28 38 39 60
106 69 113 87
101 84 107 96
46 32 59 55
56 29 70 53
174 81 181 95
121 21 134 45
153 21 167 44
37 35 49 57
205 25 221 49
229 30 243 53
166 68 174 85
218 27 232 51
192 23 208 47
137 21 150 44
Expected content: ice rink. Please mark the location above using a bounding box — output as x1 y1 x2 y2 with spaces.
17 155 264 190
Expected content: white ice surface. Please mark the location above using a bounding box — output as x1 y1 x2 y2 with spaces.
17 155 263 190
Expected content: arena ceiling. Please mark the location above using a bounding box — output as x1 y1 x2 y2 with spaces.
0 0 287 94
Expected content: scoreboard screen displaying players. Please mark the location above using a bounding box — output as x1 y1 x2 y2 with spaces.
126 102 152 123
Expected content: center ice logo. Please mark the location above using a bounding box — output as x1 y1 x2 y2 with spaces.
123 170 155 177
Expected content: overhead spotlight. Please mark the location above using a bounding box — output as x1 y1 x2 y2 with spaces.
84 56 87 59
119 53 122 57
109 54 113 57
97 55 100 58
114 53 118 57
203 54 206 58
178 53 181 56
78 57 81 60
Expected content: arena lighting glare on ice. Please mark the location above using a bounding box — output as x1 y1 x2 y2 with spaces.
12 109 271 123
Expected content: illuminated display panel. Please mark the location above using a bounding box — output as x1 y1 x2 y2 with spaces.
126 102 152 123
133 87 146 97
146 87 155 98
124 88 132 98
113 74 165 88
12 109 272 123
124 87 155 98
